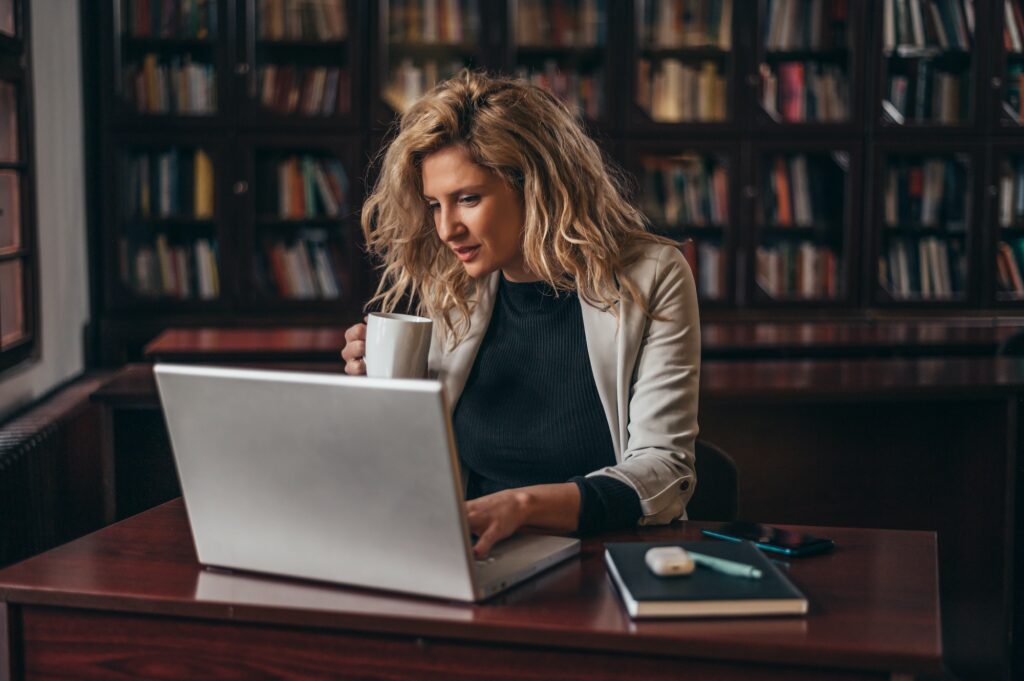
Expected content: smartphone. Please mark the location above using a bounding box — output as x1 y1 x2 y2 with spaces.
701 522 836 557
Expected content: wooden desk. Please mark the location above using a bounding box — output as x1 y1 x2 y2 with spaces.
142 320 1024 363
89 358 1024 680
0 499 942 680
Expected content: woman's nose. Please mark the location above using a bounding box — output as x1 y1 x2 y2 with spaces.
436 207 464 241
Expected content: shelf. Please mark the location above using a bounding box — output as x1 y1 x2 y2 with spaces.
638 46 730 60
882 226 969 237
760 224 840 235
255 39 349 49
121 36 216 51
883 46 972 60
763 48 849 62
651 224 727 236
387 42 477 58
515 45 604 61
121 218 217 228
254 216 349 227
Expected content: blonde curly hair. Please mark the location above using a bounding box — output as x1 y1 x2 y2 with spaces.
361 69 671 345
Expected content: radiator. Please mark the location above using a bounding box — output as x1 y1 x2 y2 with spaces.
0 374 109 568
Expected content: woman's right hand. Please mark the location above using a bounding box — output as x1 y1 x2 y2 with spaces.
341 322 367 375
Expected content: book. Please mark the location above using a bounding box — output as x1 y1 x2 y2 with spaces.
605 540 808 619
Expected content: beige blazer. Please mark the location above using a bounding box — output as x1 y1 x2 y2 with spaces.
428 242 700 525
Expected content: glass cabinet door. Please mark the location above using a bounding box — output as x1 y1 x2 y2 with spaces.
754 150 850 302
116 144 221 301
757 0 855 126
246 0 355 123
634 0 732 125
994 152 1024 301
879 0 975 128
247 145 356 303
117 0 221 117
510 0 608 123
638 150 731 302
380 0 483 116
877 152 971 301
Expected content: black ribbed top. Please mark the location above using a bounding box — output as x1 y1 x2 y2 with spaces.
452 275 642 534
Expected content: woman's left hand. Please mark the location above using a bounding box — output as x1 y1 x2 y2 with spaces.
465 489 532 558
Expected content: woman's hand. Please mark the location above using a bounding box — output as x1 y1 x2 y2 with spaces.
466 489 533 558
466 483 581 558
341 321 367 375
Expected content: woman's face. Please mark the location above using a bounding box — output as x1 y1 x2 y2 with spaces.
421 145 533 282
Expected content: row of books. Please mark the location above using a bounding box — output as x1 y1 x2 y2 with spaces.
879 235 965 298
756 241 842 299
885 62 967 124
641 156 729 228
389 0 479 45
881 0 974 51
761 62 849 123
998 158 1024 227
764 0 849 51
124 54 217 115
257 66 350 116
1004 0 1024 53
257 155 350 219
258 0 347 41
121 148 215 219
254 231 346 299
996 239 1024 296
514 63 602 120
382 58 465 113
124 0 217 39
637 0 732 49
762 155 844 228
0 82 16 163
636 59 727 123
883 158 968 228
678 239 725 300
515 0 606 47
1004 64 1024 122
122 236 220 300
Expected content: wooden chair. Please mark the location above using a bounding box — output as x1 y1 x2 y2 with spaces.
685 439 739 522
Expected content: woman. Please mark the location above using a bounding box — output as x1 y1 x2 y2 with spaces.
342 70 699 557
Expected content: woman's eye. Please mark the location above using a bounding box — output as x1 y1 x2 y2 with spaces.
459 195 479 205
427 203 440 211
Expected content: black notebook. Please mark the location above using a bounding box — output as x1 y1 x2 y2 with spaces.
604 540 808 619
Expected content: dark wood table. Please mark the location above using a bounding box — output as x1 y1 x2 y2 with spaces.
90 358 1023 680
142 320 1024 363
0 499 942 680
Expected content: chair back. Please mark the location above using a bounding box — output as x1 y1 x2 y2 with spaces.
686 439 739 521
997 329 1024 356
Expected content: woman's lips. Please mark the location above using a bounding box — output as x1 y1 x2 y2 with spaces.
454 246 480 262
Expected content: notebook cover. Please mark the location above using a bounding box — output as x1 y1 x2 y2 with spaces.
604 540 808 618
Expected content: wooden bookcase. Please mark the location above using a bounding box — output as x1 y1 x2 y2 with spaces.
0 0 37 373
92 0 1024 363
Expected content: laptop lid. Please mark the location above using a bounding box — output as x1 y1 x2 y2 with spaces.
154 364 479 601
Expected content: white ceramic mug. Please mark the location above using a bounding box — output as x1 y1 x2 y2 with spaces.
364 313 433 379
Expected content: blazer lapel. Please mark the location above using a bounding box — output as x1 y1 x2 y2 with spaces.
429 271 500 412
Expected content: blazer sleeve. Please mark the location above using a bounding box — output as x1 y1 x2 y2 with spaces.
590 246 701 525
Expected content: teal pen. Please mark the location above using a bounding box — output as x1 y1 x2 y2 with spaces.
688 551 763 579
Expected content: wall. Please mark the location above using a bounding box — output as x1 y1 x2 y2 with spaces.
0 0 88 420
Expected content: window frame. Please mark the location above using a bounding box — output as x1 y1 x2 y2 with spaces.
0 0 38 375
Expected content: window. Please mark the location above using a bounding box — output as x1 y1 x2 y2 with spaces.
0 0 37 373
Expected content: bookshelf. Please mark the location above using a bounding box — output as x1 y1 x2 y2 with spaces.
0 0 36 373
93 0 1024 362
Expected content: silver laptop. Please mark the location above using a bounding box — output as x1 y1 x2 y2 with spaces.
154 363 580 602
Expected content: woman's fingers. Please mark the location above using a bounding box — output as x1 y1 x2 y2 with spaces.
473 523 504 558
344 323 367 342
341 323 367 364
344 358 366 376
341 340 365 363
